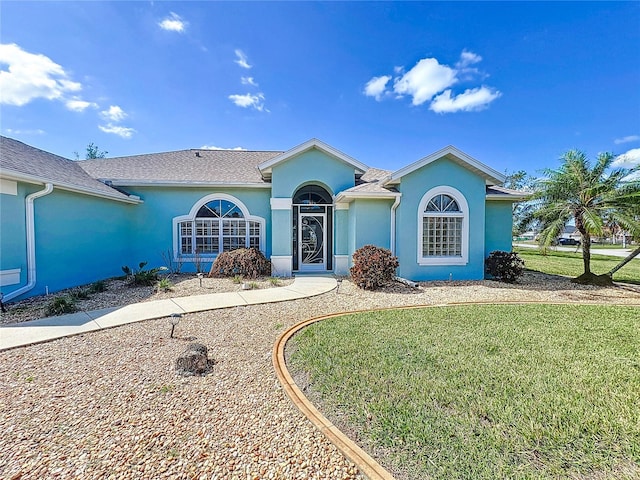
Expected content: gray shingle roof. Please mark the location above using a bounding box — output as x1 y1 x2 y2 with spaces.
0 136 134 202
486 185 530 200
79 149 284 185
341 167 396 195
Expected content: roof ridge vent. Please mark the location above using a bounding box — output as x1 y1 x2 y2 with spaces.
195 151 201 157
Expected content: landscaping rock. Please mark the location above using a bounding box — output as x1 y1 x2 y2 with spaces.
175 342 212 376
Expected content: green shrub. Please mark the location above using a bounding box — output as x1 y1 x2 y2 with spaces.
209 248 271 278
156 278 174 292
70 288 89 300
88 280 107 293
485 250 525 283
350 245 399 290
122 262 166 286
45 296 78 316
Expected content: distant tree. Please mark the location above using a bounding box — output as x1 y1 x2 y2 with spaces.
74 142 108 160
504 169 535 236
523 150 640 285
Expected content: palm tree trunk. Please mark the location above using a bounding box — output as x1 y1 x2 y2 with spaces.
608 246 640 276
581 233 591 275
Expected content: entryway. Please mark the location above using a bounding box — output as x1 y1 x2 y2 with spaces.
292 185 333 272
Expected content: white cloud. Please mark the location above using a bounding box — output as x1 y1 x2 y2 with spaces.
241 76 258 87
393 58 457 106
65 99 98 112
98 123 135 138
201 144 247 151
100 105 127 122
364 50 501 113
228 92 266 111
234 49 252 69
430 86 502 113
4 128 45 135
614 135 640 145
613 148 640 168
363 75 391 101
0 43 82 106
456 50 482 68
159 12 187 33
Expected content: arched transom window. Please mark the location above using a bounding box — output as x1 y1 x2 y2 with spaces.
418 187 469 265
175 195 264 258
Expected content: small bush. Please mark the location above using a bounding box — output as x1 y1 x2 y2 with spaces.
209 248 271 278
70 288 89 300
485 250 525 283
122 262 166 286
45 296 78 316
232 275 243 284
88 280 107 293
350 245 399 290
157 278 174 292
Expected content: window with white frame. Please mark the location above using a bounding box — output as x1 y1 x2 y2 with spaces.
418 187 469 265
175 196 264 258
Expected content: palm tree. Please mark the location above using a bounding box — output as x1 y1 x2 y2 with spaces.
531 150 640 284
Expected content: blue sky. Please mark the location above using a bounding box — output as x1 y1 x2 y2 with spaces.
1 1 639 176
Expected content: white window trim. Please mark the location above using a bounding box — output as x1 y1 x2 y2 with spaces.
173 193 265 261
417 186 469 266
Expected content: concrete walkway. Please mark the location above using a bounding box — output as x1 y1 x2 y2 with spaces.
0 276 337 351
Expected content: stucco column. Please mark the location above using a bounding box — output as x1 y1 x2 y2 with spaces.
270 198 293 277
334 202 350 275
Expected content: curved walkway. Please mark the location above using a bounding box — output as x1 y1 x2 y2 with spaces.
0 276 336 351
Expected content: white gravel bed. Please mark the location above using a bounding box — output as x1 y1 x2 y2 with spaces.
1 272 639 479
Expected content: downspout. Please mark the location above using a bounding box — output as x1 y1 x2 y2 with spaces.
3 183 54 302
390 194 401 255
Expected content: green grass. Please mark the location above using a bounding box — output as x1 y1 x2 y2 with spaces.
289 305 640 479
514 247 640 285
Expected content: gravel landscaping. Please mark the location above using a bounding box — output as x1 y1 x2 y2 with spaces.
1 272 639 479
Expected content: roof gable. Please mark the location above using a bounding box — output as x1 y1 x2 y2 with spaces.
385 145 505 186
258 138 368 180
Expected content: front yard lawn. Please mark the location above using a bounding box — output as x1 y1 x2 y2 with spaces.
514 247 640 285
289 304 640 480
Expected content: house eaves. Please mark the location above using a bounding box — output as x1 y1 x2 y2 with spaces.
486 185 530 201
334 191 401 203
258 138 369 180
106 180 271 189
385 145 506 186
1 168 142 204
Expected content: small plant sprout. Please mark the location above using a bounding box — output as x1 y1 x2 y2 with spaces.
157 278 173 292
269 277 280 286
169 313 182 338
232 275 242 284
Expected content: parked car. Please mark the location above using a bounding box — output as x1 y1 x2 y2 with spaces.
558 238 580 246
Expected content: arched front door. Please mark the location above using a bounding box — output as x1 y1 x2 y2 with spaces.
292 185 333 272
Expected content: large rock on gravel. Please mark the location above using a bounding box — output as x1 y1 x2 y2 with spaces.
175 343 213 376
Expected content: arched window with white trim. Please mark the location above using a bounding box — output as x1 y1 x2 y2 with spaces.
174 194 264 258
417 186 469 265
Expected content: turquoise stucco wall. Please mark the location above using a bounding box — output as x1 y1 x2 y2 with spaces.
334 208 349 256
1 186 136 300
270 149 356 198
485 201 514 256
0 182 39 292
348 199 392 258
395 158 487 281
122 186 273 273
